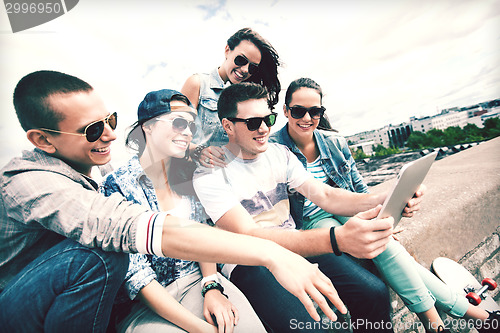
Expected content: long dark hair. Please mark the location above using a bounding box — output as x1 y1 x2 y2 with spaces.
284 77 336 132
125 95 197 196
227 28 281 109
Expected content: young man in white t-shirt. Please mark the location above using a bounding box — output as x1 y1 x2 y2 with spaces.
193 82 424 332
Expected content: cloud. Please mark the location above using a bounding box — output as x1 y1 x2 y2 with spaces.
197 0 227 19
1 0 499 167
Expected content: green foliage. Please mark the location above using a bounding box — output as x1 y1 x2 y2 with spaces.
372 144 401 157
462 123 484 142
484 118 500 138
406 117 500 150
407 131 427 150
352 117 500 160
351 147 368 160
442 126 462 146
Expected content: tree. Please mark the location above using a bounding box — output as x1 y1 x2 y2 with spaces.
372 144 401 157
426 129 445 147
463 123 484 142
351 147 368 160
443 126 464 146
407 131 427 150
484 118 500 138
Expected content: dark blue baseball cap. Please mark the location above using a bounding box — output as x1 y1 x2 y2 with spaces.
137 89 196 122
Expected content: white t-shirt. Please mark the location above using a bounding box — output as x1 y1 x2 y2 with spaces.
193 143 311 277
193 143 311 229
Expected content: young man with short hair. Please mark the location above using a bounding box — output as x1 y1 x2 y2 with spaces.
0 71 343 332
192 82 425 332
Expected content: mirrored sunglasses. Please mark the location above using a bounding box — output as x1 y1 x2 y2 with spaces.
288 106 326 120
40 112 118 142
156 117 197 135
227 112 277 131
234 55 259 75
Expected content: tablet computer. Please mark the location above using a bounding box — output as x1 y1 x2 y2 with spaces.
376 151 437 226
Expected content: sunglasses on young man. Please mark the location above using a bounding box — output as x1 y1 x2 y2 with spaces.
287 106 326 120
234 55 259 75
156 117 197 136
226 112 277 131
40 112 118 142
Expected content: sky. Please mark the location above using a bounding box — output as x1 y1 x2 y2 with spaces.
1 0 499 167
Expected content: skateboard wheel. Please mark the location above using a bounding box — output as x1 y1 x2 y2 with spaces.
481 278 497 290
466 292 482 306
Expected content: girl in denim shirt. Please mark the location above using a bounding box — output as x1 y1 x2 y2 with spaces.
101 89 265 333
270 78 496 333
181 27 281 169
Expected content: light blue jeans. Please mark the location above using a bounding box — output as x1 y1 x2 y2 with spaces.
303 210 469 317
0 238 129 332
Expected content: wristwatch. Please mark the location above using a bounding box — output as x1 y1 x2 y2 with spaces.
201 281 227 298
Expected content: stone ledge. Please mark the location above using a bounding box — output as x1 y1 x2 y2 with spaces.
370 137 500 333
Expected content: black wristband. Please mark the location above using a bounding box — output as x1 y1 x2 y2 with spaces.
329 227 343 256
191 144 207 161
201 281 228 298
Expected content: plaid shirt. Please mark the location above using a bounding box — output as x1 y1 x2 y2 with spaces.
0 149 149 291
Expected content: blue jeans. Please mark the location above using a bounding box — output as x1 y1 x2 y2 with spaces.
0 239 128 333
231 254 392 333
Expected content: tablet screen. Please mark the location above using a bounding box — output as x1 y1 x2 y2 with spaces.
376 152 437 226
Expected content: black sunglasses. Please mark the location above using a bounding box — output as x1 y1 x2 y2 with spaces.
287 106 326 120
234 55 259 75
156 117 197 136
227 113 277 131
40 112 118 142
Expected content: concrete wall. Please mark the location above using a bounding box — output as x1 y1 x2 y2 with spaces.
371 137 500 332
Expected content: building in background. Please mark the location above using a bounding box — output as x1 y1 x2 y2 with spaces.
346 99 500 155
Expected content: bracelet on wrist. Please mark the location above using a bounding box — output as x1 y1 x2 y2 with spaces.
201 281 228 298
200 274 219 288
191 144 207 161
329 227 343 256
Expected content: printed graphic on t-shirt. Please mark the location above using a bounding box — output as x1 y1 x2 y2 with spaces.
240 183 295 229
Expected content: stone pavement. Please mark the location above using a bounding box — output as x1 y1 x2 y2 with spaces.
370 137 500 332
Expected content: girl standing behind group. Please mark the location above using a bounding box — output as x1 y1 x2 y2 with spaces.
181 27 281 168
101 89 265 333
270 77 498 333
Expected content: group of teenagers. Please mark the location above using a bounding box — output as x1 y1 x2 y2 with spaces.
0 27 498 333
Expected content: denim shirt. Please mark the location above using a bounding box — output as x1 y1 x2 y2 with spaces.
100 156 204 300
192 68 230 147
270 125 368 229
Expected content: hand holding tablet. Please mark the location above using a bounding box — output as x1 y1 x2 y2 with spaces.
376 152 438 226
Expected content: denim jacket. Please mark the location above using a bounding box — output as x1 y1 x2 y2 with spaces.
269 125 368 229
192 68 230 147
